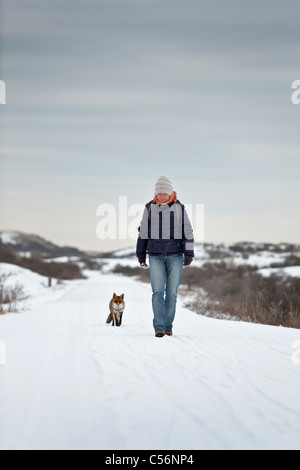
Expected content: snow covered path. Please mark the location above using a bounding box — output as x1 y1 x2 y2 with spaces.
0 268 300 450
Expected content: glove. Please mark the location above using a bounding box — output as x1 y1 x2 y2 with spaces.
183 254 194 266
138 256 149 268
138 256 146 265
140 262 149 269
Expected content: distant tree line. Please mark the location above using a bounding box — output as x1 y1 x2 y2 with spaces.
0 247 85 280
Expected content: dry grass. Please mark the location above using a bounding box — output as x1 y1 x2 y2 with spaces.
111 261 300 329
182 263 300 329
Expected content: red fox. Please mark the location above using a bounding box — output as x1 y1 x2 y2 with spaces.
106 293 125 327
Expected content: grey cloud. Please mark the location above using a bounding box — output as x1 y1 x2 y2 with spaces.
1 0 299 248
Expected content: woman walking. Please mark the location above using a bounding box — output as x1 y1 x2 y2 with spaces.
136 176 194 337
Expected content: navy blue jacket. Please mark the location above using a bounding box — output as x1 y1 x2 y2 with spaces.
136 200 194 259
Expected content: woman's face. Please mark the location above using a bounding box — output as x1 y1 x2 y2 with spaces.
156 193 170 203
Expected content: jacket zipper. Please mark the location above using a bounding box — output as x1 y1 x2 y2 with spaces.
159 211 164 255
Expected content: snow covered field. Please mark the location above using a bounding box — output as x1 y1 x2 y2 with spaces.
96 244 300 278
0 263 300 450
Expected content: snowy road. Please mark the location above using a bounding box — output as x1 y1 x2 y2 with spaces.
0 267 300 450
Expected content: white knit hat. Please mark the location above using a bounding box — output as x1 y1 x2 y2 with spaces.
155 176 174 196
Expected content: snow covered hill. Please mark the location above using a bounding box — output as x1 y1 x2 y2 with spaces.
0 263 300 450
1 230 300 278
0 230 84 258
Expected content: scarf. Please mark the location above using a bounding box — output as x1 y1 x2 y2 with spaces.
153 191 177 205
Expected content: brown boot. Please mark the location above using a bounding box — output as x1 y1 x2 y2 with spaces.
155 330 165 338
165 330 173 336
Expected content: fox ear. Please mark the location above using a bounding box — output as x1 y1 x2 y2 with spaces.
121 294 124 299
113 293 116 298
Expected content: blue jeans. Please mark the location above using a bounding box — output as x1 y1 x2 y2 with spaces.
149 253 183 332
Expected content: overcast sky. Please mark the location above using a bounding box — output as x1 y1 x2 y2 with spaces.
0 0 299 252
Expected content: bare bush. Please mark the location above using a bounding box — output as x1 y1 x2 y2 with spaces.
0 273 27 314
182 265 300 329
0 246 85 280
270 255 300 268
79 256 104 271
110 260 300 329
112 264 151 282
